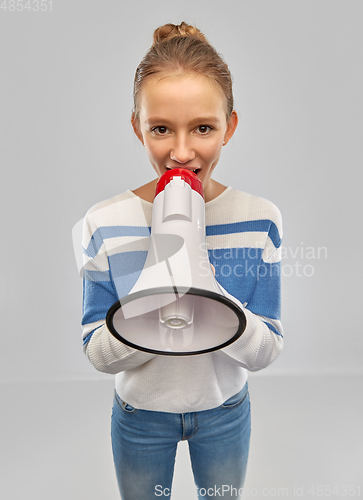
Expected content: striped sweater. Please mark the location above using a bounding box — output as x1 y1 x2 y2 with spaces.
81 186 283 413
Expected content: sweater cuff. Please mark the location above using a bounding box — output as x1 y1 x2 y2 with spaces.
87 323 156 374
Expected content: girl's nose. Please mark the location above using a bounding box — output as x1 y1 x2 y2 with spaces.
170 154 194 163
170 138 195 164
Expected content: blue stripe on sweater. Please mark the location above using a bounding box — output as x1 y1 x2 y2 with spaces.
83 327 100 346
247 261 281 319
82 323 106 346
85 219 281 260
85 226 151 258
208 248 281 320
82 278 118 325
263 321 283 338
108 251 148 279
206 220 281 248
110 251 148 300
209 247 262 306
82 269 110 282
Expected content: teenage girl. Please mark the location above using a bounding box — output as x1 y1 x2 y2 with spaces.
81 22 284 500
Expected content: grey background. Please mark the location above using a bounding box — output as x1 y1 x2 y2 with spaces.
1 1 362 499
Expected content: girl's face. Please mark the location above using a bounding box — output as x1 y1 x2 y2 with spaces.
132 73 238 202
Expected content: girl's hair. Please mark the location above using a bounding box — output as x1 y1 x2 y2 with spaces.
132 22 234 124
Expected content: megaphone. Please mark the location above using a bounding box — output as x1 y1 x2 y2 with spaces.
106 168 246 355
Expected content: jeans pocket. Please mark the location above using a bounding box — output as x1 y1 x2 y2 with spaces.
114 390 139 413
220 384 249 409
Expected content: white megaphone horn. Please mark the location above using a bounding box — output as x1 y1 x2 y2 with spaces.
106 168 246 355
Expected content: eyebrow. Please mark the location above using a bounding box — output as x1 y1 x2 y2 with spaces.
145 116 221 126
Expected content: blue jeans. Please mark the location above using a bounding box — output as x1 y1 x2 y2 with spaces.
111 381 251 499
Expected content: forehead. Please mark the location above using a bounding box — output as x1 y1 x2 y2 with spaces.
139 72 227 119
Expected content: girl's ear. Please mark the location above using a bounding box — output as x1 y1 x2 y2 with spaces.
131 113 144 145
223 110 238 146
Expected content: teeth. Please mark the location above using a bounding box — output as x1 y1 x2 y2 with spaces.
166 167 199 174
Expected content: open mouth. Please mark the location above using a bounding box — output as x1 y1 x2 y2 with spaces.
166 167 201 175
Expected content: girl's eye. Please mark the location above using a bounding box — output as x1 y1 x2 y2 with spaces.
151 125 213 135
151 126 169 135
196 125 212 134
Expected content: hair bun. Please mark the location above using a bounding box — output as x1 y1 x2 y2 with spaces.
152 22 208 46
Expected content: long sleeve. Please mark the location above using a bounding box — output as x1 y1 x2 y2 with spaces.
217 226 284 371
206 188 284 371
86 323 156 374
81 191 157 373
